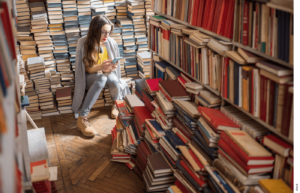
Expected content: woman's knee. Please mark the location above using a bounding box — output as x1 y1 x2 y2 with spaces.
94 75 107 87
107 75 119 86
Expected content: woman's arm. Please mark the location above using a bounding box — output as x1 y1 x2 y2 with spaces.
85 59 114 74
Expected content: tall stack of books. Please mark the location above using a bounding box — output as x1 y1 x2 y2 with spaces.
103 0 116 22
77 0 92 37
30 2 53 60
143 154 176 192
56 87 73 114
137 51 151 78
119 58 126 78
16 0 30 27
124 57 138 77
60 71 75 93
115 0 126 22
17 27 37 62
47 0 63 24
39 91 59 117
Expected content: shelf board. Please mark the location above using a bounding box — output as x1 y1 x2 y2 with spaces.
266 3 293 14
232 42 293 69
150 49 221 96
223 98 293 145
154 12 232 42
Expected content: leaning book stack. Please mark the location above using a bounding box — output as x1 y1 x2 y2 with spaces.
56 87 73 114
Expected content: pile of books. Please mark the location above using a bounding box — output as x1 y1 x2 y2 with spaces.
124 57 138 77
143 154 176 192
137 51 151 78
60 71 75 92
47 0 63 24
50 73 62 93
39 91 59 117
77 0 91 37
17 26 35 62
56 87 73 114
195 90 221 109
16 0 30 27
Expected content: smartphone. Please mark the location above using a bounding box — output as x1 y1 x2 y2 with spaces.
111 57 123 64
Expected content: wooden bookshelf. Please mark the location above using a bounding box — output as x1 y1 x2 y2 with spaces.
232 42 293 69
154 11 294 69
150 49 221 96
223 98 293 145
267 3 293 14
153 11 232 42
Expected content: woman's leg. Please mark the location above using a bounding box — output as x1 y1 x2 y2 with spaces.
106 73 120 118
79 73 108 117
106 72 120 101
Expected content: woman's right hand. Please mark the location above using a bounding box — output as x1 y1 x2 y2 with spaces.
100 60 113 71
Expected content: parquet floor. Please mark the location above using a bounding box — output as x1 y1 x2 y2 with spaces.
27 107 145 193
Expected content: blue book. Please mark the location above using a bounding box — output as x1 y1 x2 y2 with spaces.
173 103 197 122
176 161 202 191
162 136 181 155
212 170 234 193
165 130 185 148
21 95 29 107
192 137 215 160
144 138 158 154
160 147 176 168
130 119 140 140
197 120 212 140
166 66 180 80
208 175 223 193
194 132 217 156
175 110 196 126
125 68 137 72
147 120 165 135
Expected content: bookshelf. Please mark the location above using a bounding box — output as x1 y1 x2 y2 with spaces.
222 98 293 144
153 11 232 42
150 49 221 96
151 5 294 145
154 4 294 69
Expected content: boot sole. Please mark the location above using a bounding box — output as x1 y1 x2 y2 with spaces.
77 127 95 138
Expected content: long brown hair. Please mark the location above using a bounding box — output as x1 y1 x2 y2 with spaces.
83 15 114 67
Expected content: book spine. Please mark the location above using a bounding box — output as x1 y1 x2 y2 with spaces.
242 1 249 46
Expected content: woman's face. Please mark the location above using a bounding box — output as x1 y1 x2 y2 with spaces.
100 24 112 43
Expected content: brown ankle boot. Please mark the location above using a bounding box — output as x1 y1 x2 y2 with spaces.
77 116 96 137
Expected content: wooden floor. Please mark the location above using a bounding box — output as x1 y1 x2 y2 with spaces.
27 106 145 193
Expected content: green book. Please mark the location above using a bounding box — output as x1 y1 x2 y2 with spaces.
151 15 166 21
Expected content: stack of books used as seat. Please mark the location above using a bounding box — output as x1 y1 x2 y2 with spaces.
56 87 73 114
104 87 112 106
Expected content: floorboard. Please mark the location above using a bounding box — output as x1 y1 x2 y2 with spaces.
27 107 145 193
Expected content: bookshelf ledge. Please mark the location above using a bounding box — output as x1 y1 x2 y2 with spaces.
232 42 294 69
223 98 293 145
154 11 232 42
150 49 221 96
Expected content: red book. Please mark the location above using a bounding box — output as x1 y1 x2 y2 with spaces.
211 0 221 33
260 75 265 121
206 0 217 31
281 83 293 136
202 0 211 29
112 154 131 159
226 0 236 38
254 3 259 49
145 78 163 93
268 81 275 125
133 106 152 128
175 180 190 193
177 76 187 88
218 149 274 175
216 0 226 34
262 135 292 157
242 1 249 45
174 131 188 144
219 0 230 35
220 132 275 164
159 85 172 102
135 90 143 100
218 139 273 168
0 2 17 60
188 149 206 171
180 72 193 83
197 0 206 27
192 0 200 26
197 106 240 132
160 146 176 165
180 160 207 187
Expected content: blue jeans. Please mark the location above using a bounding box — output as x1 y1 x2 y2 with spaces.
78 72 119 117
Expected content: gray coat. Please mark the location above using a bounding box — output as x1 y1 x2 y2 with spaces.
71 36 131 112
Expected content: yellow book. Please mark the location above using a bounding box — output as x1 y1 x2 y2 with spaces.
170 185 183 193
259 179 292 193
48 24 62 28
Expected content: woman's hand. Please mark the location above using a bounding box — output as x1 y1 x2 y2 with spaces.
100 60 113 71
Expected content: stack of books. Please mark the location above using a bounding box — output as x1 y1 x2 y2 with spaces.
159 80 190 102
30 2 53 59
117 18 134 56
124 57 138 77
143 154 176 192
50 73 62 93
195 90 221 109
218 130 274 180
262 134 293 180
145 0 154 26
16 0 30 27
185 82 204 95
115 0 126 22
115 100 135 121
103 88 112 106
144 119 165 150
130 80 136 95
110 125 132 163
135 78 147 98
137 51 151 78
124 94 144 113
39 91 59 117
135 141 152 179
145 78 162 96
56 87 73 114
30 160 52 193
60 72 75 93
17 26 36 62
77 0 91 37
173 100 200 130
47 0 63 24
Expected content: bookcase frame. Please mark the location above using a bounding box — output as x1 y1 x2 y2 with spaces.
150 1 294 145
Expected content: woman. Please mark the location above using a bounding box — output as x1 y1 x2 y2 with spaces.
72 16 130 137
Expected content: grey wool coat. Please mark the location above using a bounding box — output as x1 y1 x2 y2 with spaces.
71 36 131 113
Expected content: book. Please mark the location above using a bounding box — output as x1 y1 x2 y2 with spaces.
145 78 163 95
159 80 190 101
262 134 292 157
147 154 172 175
56 87 71 100
259 179 292 193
